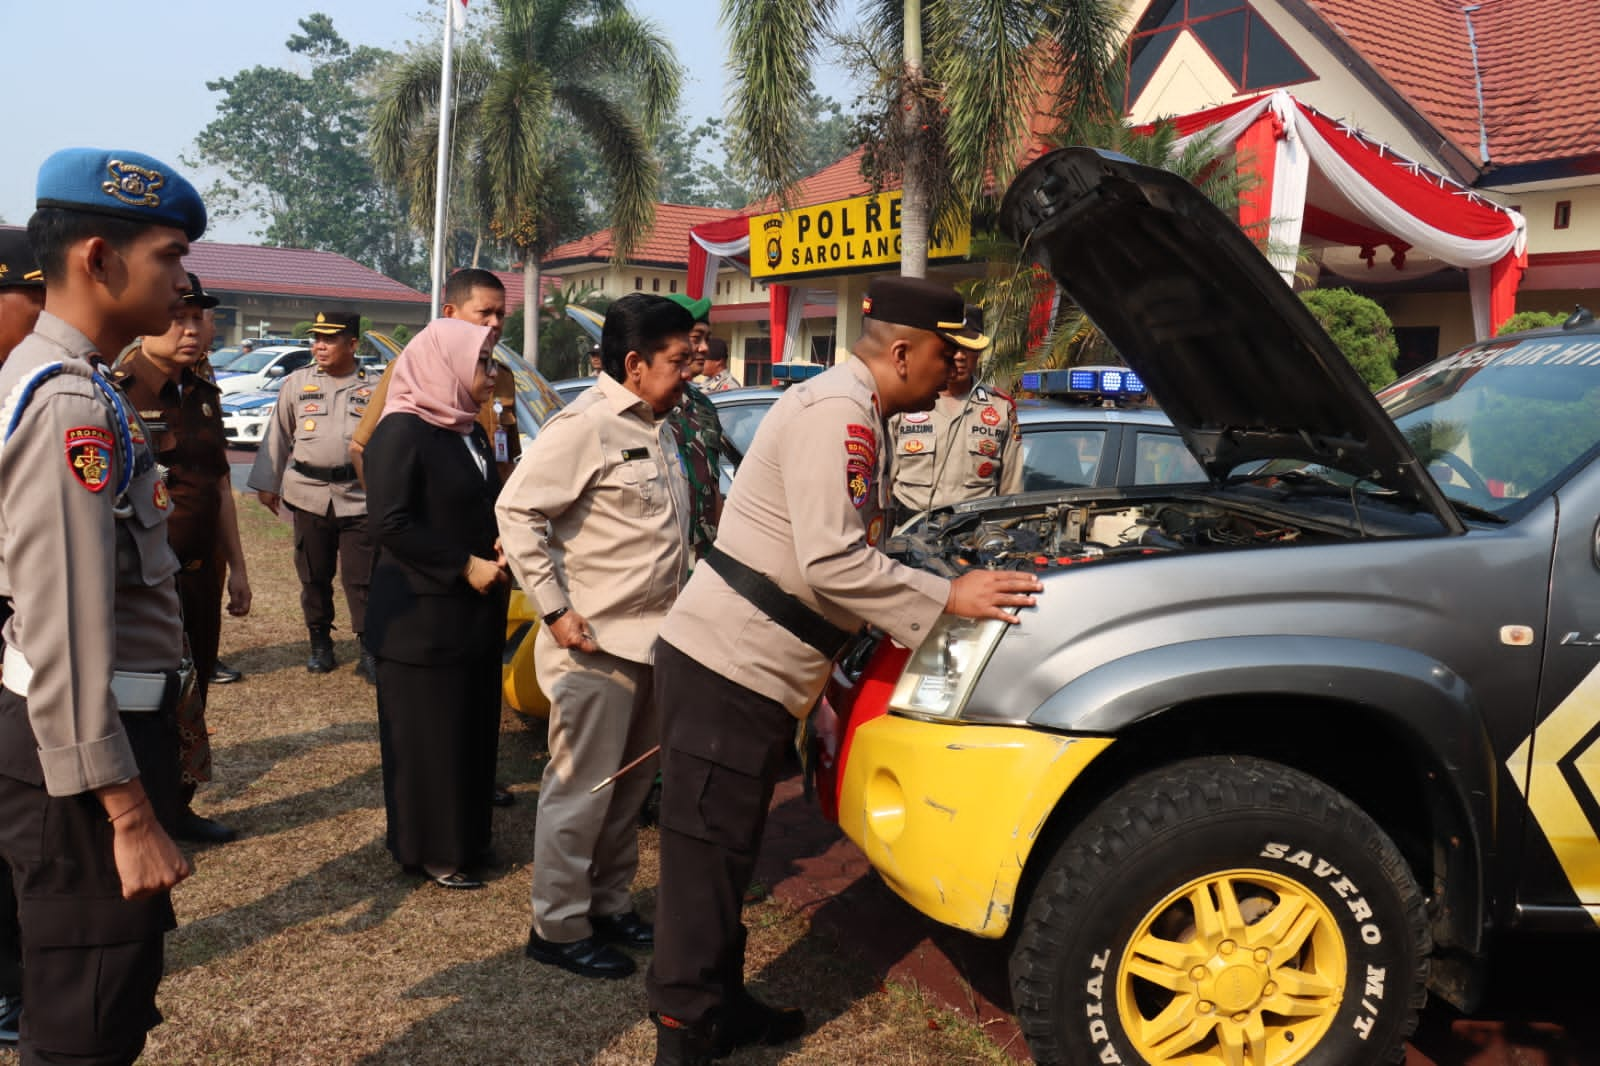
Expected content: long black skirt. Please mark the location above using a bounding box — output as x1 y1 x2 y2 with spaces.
376 655 501 870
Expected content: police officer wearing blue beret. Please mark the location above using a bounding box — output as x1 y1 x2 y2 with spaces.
0 148 203 1065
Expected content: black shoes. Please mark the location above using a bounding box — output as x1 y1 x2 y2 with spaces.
525 932 636 979
210 660 242 685
306 628 335 674
651 1013 713 1066
354 642 377 685
176 811 238 845
492 784 516 807
429 871 485 890
591 910 654 948
0 993 20 1045
715 991 807 1055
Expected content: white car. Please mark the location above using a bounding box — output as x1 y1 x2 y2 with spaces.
214 344 312 396
220 378 285 447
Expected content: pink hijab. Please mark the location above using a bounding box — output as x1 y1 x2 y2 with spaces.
382 318 492 432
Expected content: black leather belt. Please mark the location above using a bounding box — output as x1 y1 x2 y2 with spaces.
703 547 852 657
293 461 359 483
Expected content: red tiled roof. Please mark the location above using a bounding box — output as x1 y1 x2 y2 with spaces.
545 203 743 269
744 148 877 214
180 240 427 304
489 269 564 315
1305 0 1600 170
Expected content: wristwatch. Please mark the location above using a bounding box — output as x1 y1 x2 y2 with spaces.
541 606 569 627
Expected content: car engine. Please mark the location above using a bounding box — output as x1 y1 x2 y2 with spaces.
888 497 1308 577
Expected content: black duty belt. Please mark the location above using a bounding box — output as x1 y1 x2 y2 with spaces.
293 461 359 483
703 546 852 657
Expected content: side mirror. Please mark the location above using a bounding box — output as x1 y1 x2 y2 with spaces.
265 365 286 378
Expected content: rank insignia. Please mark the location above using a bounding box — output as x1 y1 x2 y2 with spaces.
65 427 113 492
904 438 925 453
981 406 1001 426
978 438 999 457
304 419 317 432
302 403 322 415
977 461 994 478
866 514 884 546
848 469 872 509
303 383 320 391
153 481 170 510
126 417 145 445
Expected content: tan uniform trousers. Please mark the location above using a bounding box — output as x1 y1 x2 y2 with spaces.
531 629 660 943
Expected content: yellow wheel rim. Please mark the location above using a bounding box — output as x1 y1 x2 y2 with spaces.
1115 867 1347 1065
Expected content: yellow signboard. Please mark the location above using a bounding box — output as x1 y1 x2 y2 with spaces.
749 191 972 280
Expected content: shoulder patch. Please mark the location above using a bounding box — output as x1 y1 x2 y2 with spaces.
847 423 876 445
65 426 114 492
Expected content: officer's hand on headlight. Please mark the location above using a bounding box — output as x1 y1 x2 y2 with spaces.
945 570 1042 623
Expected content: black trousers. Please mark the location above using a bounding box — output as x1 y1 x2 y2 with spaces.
646 640 796 1026
375 655 500 870
290 504 374 635
0 692 180 1065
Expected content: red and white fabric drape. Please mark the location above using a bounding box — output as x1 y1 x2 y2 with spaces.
1159 89 1527 338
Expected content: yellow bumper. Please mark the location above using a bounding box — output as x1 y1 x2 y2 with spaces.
501 589 549 717
838 714 1111 937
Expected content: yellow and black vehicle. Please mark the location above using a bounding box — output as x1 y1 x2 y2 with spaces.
811 149 1600 1065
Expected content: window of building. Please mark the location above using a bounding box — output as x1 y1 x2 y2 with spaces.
1555 201 1572 230
651 278 660 292
634 276 643 290
669 279 678 293
809 334 837 365
1392 325 1440 379
1126 0 1313 110
743 338 772 386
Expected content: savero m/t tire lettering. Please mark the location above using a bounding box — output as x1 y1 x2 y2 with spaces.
1009 757 1429 1066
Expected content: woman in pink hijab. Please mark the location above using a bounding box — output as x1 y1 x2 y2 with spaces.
362 319 510 889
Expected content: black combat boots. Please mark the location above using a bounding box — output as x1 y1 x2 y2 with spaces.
306 627 336 674
650 1013 713 1066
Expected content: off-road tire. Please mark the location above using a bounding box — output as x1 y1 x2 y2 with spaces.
1010 756 1430 1065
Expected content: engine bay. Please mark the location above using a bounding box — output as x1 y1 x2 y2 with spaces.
887 496 1324 577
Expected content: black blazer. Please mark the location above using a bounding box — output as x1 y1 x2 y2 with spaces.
363 412 509 665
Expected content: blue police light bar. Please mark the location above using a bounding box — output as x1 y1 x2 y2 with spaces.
1100 369 1124 393
771 362 826 385
1068 369 1099 392
1020 370 1042 392
1123 371 1147 395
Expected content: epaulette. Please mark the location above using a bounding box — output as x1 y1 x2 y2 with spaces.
0 363 138 499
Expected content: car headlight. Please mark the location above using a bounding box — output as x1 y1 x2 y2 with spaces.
887 614 1008 721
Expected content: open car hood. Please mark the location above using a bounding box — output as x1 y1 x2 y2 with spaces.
1000 148 1460 530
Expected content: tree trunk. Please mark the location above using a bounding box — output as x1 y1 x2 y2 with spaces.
900 0 929 279
471 232 483 268
523 256 540 364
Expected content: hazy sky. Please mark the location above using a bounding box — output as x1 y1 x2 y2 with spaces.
0 0 859 242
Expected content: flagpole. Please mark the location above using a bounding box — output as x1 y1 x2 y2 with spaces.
428 0 458 319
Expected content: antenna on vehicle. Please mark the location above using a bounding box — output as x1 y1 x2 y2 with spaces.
1562 306 1594 330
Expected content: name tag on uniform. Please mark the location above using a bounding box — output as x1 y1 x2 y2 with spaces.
494 428 509 463
621 447 649 461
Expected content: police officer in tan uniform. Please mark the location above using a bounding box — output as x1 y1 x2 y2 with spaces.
0 223 45 1049
645 277 1043 1065
0 146 199 1065
247 310 377 677
698 336 736 392
890 305 1023 517
497 293 693 982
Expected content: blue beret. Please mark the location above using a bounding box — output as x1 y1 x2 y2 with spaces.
35 148 206 241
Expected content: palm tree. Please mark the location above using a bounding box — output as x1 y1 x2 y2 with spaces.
723 0 1122 277
371 0 680 361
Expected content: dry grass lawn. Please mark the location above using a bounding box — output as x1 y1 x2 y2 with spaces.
1 496 1010 1065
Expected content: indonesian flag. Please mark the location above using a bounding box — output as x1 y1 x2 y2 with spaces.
451 0 468 31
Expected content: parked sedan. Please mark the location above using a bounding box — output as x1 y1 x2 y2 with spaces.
214 344 313 396
220 378 284 447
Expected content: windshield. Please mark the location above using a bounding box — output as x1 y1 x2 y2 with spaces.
208 346 244 370
1373 336 1600 516
227 349 293 374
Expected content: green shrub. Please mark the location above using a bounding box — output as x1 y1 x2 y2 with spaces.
1300 288 1398 390
1495 310 1565 336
